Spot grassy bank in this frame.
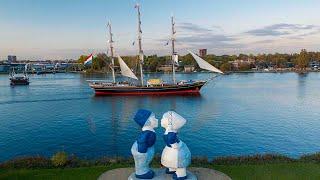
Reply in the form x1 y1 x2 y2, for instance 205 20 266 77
1 153 319 180
0 165 124 180
1 163 320 180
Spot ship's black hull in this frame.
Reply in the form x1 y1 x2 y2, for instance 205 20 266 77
10 77 29 86
10 78 29 86
90 81 206 96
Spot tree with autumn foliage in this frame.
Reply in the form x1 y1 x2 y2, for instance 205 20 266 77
295 49 310 70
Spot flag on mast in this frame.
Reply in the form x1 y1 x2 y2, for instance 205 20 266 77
84 54 93 66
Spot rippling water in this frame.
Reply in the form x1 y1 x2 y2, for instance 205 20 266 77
0 72 320 162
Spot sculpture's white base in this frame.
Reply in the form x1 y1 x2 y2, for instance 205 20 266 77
128 168 197 180
98 167 231 180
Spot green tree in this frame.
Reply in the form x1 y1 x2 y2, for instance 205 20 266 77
180 54 197 66
77 55 88 64
92 53 108 71
295 49 310 69
239 63 251 71
51 151 67 167
220 62 231 72
144 55 160 72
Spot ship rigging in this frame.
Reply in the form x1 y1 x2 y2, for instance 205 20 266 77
88 4 223 95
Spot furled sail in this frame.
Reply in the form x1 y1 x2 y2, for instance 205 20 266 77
24 63 29 72
117 55 138 80
188 50 223 74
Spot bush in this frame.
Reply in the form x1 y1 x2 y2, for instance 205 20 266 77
51 151 68 167
95 156 134 166
192 156 210 167
1 152 320 169
65 154 90 168
213 154 295 165
300 153 320 163
0 156 52 169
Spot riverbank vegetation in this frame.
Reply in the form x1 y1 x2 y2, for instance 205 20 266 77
1 152 319 179
77 49 320 73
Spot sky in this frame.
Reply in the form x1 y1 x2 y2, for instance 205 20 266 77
1 0 320 60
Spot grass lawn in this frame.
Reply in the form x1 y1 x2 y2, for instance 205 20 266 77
1 163 320 180
212 163 320 180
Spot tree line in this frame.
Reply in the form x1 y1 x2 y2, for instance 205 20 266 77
78 49 318 72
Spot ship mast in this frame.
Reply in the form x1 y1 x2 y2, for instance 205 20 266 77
171 16 176 84
135 4 144 86
108 22 116 83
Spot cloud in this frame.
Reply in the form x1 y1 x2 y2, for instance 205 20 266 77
175 33 245 50
246 23 319 37
254 39 275 44
167 22 244 50
178 34 235 43
177 22 213 33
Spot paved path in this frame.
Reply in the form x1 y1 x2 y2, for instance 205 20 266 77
98 167 231 180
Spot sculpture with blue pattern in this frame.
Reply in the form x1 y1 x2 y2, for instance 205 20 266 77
161 111 191 180
131 109 158 179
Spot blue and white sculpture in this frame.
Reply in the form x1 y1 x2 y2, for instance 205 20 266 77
131 109 158 179
161 111 191 180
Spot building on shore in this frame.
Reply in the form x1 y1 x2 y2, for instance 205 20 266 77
0 64 10 73
157 65 178 72
9 63 27 73
157 65 172 72
199 49 207 57
184 65 195 73
8 55 17 64
230 58 255 70
0 60 84 74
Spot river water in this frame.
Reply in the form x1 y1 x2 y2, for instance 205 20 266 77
0 72 319 162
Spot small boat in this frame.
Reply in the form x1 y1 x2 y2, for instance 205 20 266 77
88 4 223 96
10 65 29 86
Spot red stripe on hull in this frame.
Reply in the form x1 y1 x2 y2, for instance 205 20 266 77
95 89 200 96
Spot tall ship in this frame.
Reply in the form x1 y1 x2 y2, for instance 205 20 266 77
89 4 223 96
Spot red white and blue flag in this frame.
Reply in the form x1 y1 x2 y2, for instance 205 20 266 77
84 54 93 66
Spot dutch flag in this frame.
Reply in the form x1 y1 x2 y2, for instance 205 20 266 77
84 54 93 66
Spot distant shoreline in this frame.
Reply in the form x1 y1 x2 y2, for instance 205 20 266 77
1 69 319 75
1 152 319 168
81 70 320 74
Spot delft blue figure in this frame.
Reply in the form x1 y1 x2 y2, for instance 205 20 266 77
161 111 191 180
131 109 158 179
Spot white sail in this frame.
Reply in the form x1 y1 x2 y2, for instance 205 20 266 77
173 54 179 64
188 50 223 74
117 55 138 80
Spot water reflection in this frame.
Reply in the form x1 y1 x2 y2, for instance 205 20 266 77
297 73 308 99
86 115 96 134
110 97 118 155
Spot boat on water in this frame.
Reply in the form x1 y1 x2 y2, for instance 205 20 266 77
90 80 207 95
10 65 29 86
89 4 223 96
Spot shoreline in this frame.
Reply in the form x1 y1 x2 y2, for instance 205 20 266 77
1 153 319 179
1 152 319 167
81 69 320 74
57 69 320 74
1 69 319 75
